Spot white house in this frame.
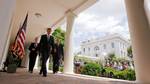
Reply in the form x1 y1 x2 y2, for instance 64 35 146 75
80 33 130 60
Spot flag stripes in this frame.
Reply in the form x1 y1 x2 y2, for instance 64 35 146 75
12 14 28 58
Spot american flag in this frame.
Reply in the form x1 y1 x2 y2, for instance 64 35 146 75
12 14 28 59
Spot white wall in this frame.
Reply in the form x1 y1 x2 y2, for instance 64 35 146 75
81 34 130 60
0 0 16 69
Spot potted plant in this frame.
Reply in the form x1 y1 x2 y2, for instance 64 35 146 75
6 51 20 73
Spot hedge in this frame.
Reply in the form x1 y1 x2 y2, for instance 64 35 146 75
81 62 102 76
80 62 136 81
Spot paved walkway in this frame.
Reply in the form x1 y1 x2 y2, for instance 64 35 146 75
0 68 135 84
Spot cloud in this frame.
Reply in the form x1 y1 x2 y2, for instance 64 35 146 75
84 0 126 17
63 0 130 53
62 0 149 53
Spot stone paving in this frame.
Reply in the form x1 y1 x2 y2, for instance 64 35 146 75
0 68 135 84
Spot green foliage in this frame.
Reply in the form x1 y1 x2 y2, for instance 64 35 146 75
109 53 116 59
103 67 136 80
49 63 53 70
52 27 65 45
104 67 116 74
106 53 117 63
116 57 129 63
75 54 135 81
105 53 130 64
81 63 102 76
127 46 133 59
123 69 136 80
59 66 63 72
49 63 64 72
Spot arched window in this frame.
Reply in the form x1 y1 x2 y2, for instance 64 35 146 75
94 46 99 51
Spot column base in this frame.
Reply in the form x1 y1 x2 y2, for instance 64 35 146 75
63 71 74 74
136 80 150 84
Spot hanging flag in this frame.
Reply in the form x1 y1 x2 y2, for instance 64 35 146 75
12 13 28 59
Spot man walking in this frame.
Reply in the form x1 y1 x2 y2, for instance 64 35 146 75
39 28 54 77
52 39 64 74
28 37 39 73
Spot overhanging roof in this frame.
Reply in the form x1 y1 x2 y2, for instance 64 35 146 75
10 0 98 43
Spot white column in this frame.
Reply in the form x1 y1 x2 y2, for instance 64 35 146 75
63 11 76 74
34 55 39 69
0 0 16 69
46 58 50 71
125 0 150 83
144 0 150 24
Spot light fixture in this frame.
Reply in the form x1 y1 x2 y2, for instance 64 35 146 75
35 13 42 18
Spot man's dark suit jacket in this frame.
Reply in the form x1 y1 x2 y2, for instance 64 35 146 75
39 34 54 56
29 43 39 55
53 43 64 60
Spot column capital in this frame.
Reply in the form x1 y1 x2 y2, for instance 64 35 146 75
65 9 77 18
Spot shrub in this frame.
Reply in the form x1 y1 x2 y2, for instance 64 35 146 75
124 69 136 80
102 67 136 80
59 66 63 72
103 67 116 78
49 63 53 70
81 62 102 76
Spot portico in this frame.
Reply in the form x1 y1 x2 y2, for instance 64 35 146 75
0 0 97 74
0 0 150 83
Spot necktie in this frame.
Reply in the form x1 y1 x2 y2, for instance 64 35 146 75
47 35 50 42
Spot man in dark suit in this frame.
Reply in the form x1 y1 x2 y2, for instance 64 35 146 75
28 37 39 73
39 28 54 77
53 39 64 74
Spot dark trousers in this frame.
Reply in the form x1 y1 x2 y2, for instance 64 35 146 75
53 55 60 73
29 53 37 72
40 52 49 76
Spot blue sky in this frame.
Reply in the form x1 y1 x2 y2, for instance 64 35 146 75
61 0 150 53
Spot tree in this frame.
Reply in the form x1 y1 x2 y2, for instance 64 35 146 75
48 27 65 69
107 53 116 62
127 46 133 59
127 46 134 67
104 53 117 67
52 27 65 45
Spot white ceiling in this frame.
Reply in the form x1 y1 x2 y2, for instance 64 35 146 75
10 0 98 43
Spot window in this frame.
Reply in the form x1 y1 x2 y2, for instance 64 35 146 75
94 46 99 51
121 51 123 56
83 48 85 52
95 54 98 57
111 42 115 48
88 48 90 51
103 44 106 49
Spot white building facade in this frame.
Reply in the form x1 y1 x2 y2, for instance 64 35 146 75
81 34 130 60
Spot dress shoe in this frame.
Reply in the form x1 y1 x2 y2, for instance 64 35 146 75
28 71 32 73
43 75 47 77
39 71 43 75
